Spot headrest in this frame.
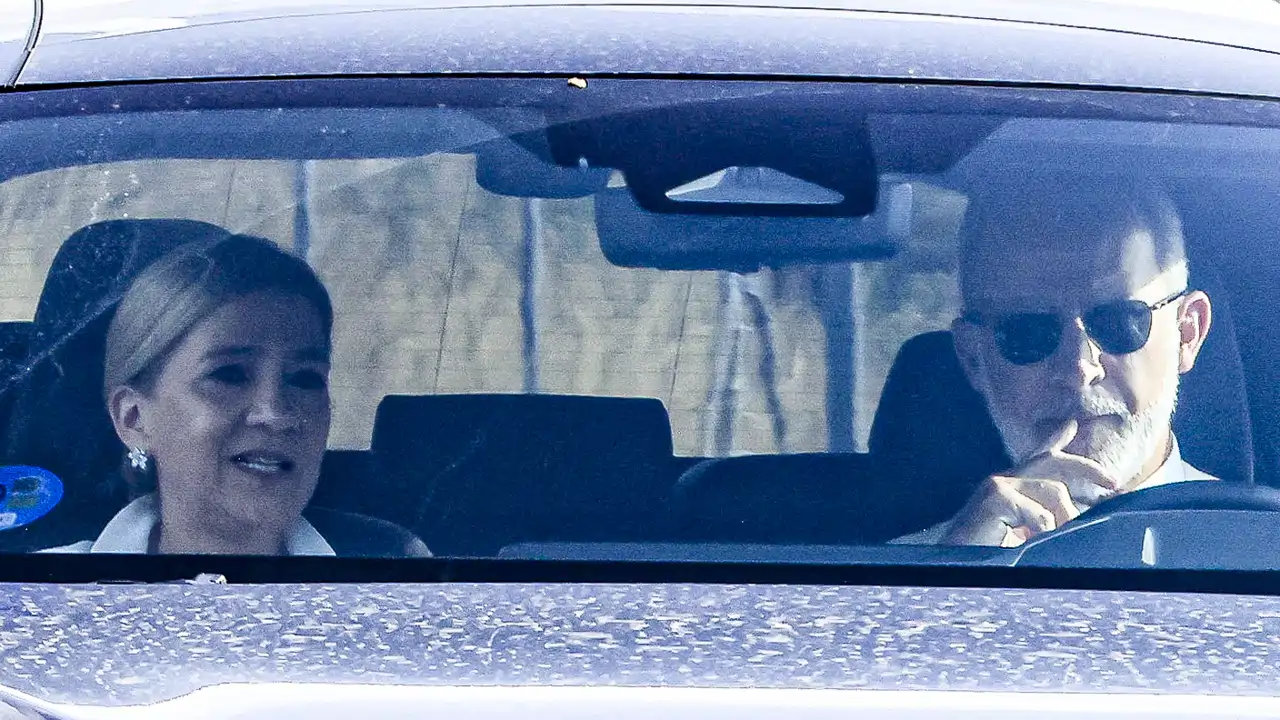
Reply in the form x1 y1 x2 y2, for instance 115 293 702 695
367 393 676 553
0 321 33 450
1175 251 1253 484
0 219 231 549
27 218 231 362
0 321 31 385
373 393 674 459
868 330 1009 529
668 452 905 544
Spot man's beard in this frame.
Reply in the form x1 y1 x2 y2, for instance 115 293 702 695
987 358 1180 488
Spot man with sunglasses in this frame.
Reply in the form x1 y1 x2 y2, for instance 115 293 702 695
900 179 1215 547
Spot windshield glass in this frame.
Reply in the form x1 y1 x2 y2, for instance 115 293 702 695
1 77 1277 570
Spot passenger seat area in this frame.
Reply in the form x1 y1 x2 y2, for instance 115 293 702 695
0 219 232 551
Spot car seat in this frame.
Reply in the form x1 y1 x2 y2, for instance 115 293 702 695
664 334 1003 546
0 321 31 382
867 330 1011 535
0 219 231 551
0 321 32 438
366 393 676 556
667 451 909 544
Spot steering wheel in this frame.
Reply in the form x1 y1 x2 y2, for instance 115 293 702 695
1012 481 1280 570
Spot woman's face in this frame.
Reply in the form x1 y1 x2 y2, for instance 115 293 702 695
115 290 331 550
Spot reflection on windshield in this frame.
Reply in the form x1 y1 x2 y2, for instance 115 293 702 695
0 79 1275 568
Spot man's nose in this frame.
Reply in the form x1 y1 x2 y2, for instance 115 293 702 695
246 381 300 431
1050 317 1106 388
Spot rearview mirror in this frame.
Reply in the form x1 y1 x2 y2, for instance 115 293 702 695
597 182 915 272
546 95 880 217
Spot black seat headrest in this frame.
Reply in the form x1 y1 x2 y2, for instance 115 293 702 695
0 219 230 550
1173 255 1253 484
27 219 232 358
668 452 908 544
868 330 1009 531
366 393 676 556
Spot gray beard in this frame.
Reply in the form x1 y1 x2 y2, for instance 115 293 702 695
989 371 1179 489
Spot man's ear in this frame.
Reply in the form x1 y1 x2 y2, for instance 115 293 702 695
1176 290 1212 374
107 385 152 451
951 317 988 393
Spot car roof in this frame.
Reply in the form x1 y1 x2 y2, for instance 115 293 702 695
26 0 1280 46
11 0 1280 97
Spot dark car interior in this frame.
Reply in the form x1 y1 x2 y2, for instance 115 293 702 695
0 182 1271 559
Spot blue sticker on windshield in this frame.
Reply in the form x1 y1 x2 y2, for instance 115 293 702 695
0 466 63 530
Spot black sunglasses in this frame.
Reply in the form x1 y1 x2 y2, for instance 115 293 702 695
963 290 1188 366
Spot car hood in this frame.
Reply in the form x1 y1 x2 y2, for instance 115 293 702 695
7 683 1280 720
2 581 1280 706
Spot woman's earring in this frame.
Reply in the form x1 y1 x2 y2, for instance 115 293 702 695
127 447 150 472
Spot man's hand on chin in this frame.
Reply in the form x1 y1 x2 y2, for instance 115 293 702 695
941 420 1123 546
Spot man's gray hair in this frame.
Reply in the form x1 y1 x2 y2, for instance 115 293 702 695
958 176 1189 307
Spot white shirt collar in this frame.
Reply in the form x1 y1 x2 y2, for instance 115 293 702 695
1130 436 1216 491
89 493 336 556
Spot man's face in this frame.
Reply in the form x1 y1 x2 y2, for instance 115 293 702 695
954 206 1210 487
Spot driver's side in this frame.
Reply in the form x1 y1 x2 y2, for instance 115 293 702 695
893 176 1233 547
668 174 1260 559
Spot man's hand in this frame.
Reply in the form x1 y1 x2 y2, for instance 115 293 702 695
941 420 1122 546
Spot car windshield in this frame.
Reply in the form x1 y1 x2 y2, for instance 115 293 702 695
0 77 1277 572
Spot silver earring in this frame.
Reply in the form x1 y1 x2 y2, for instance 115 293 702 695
127 447 150 472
